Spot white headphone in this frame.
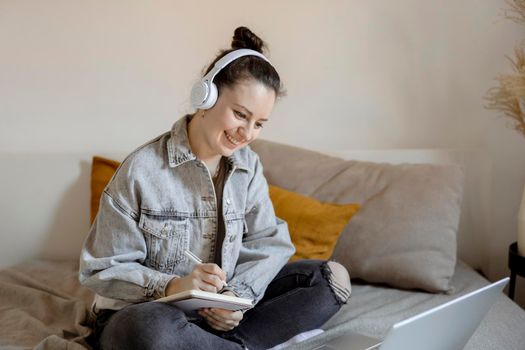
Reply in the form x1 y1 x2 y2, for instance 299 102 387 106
190 48 272 110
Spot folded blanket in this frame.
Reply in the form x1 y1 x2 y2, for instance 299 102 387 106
0 259 94 350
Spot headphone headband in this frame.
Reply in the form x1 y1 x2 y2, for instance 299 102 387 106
203 48 271 83
190 49 272 110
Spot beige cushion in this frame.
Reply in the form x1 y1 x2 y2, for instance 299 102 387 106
250 139 464 293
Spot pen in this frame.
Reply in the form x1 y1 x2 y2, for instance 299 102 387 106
184 249 203 265
184 249 228 287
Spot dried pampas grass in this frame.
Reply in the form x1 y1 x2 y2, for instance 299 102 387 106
486 0 525 137
505 0 525 24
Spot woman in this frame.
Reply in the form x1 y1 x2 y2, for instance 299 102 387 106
80 26 351 350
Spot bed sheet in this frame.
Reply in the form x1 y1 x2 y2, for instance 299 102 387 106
288 261 525 350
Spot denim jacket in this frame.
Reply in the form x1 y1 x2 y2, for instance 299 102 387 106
79 116 295 311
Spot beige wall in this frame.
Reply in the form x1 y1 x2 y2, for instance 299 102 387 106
1 0 524 306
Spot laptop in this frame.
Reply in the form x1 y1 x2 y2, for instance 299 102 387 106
314 277 509 350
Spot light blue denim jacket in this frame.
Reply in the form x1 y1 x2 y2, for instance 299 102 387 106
79 115 295 311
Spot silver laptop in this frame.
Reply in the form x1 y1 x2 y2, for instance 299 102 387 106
314 278 509 350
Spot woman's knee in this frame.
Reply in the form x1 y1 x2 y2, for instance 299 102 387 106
274 259 351 304
323 261 352 304
99 302 186 349
326 261 351 290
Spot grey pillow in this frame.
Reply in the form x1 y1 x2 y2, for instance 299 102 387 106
250 139 464 293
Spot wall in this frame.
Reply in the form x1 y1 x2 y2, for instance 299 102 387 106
1 0 524 307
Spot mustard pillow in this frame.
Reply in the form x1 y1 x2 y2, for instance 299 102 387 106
90 156 120 224
268 185 360 261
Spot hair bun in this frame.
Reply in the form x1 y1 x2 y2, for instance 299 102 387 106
231 26 266 53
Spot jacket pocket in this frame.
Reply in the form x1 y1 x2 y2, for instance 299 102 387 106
139 211 189 271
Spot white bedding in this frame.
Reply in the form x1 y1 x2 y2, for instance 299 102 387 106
287 261 525 350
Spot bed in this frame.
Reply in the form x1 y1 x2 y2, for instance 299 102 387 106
0 140 523 349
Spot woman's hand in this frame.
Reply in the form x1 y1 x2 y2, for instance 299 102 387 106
198 291 243 331
165 263 227 296
198 308 243 331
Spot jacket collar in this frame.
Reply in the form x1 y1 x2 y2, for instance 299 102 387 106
167 115 250 171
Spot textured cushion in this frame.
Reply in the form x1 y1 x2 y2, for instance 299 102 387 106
250 139 464 293
268 185 360 261
90 156 120 224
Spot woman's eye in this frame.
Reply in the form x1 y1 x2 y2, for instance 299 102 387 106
234 110 246 119
234 110 263 128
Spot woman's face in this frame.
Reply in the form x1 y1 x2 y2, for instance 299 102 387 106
197 79 276 158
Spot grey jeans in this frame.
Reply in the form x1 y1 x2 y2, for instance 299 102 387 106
90 260 348 350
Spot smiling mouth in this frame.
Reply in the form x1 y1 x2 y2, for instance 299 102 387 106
224 131 245 146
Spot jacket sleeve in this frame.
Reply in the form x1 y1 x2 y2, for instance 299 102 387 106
227 155 296 304
79 164 176 302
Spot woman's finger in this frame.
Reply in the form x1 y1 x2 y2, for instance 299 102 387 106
195 279 218 293
199 273 224 291
201 312 233 331
199 263 227 281
201 309 239 328
208 308 243 323
201 308 235 326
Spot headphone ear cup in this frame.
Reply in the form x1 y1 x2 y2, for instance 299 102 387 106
190 80 209 109
200 82 218 110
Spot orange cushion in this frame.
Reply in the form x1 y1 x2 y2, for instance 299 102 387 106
268 185 360 261
90 156 120 224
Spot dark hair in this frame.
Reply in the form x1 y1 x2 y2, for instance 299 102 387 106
203 26 285 98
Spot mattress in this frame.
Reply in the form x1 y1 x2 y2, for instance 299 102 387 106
0 260 523 350
288 261 525 350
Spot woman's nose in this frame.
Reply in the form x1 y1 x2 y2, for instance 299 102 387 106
238 125 254 142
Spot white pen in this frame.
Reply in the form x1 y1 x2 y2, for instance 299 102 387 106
184 249 203 265
184 249 228 287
